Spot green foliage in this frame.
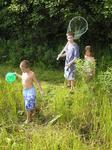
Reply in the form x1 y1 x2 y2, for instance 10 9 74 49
0 0 112 66
103 0 112 18
98 67 112 96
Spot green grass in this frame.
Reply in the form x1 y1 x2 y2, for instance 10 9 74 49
0 65 112 150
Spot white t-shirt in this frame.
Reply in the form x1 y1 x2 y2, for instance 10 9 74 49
84 55 96 74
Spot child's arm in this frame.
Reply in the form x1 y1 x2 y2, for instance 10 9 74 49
15 72 22 79
66 53 79 67
57 53 66 60
32 72 43 96
57 42 68 60
65 58 77 67
66 46 79 67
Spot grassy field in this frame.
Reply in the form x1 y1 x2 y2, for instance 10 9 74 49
0 64 112 150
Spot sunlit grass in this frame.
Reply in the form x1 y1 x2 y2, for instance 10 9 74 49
0 65 112 149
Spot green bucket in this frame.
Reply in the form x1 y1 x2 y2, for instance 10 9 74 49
5 72 16 83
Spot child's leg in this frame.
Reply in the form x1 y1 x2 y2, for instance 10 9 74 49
26 110 32 123
67 80 71 87
31 108 38 117
70 80 74 91
64 79 71 87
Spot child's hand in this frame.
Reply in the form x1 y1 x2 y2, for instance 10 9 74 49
66 63 71 67
14 72 22 79
14 72 17 75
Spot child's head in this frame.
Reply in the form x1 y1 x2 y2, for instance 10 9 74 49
20 60 30 72
84 45 93 57
66 31 74 42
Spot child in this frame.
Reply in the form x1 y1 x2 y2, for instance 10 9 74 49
57 31 79 92
83 45 96 80
15 60 43 124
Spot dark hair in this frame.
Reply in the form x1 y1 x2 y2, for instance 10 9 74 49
20 60 30 68
66 31 74 37
84 45 94 56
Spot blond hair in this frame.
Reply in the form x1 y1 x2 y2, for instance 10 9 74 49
20 60 30 68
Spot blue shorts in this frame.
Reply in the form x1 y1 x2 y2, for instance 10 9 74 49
23 87 36 111
64 66 75 80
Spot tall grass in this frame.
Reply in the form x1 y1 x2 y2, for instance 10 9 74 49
0 63 112 149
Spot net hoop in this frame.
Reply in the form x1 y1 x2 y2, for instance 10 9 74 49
67 16 88 39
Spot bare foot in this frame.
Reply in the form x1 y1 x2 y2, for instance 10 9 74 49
36 107 41 113
31 110 36 117
67 84 71 88
70 89 74 94
24 119 32 124
31 107 40 117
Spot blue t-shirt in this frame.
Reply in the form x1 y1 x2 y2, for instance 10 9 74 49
65 42 79 70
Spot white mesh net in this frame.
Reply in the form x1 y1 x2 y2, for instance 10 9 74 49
67 16 88 39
